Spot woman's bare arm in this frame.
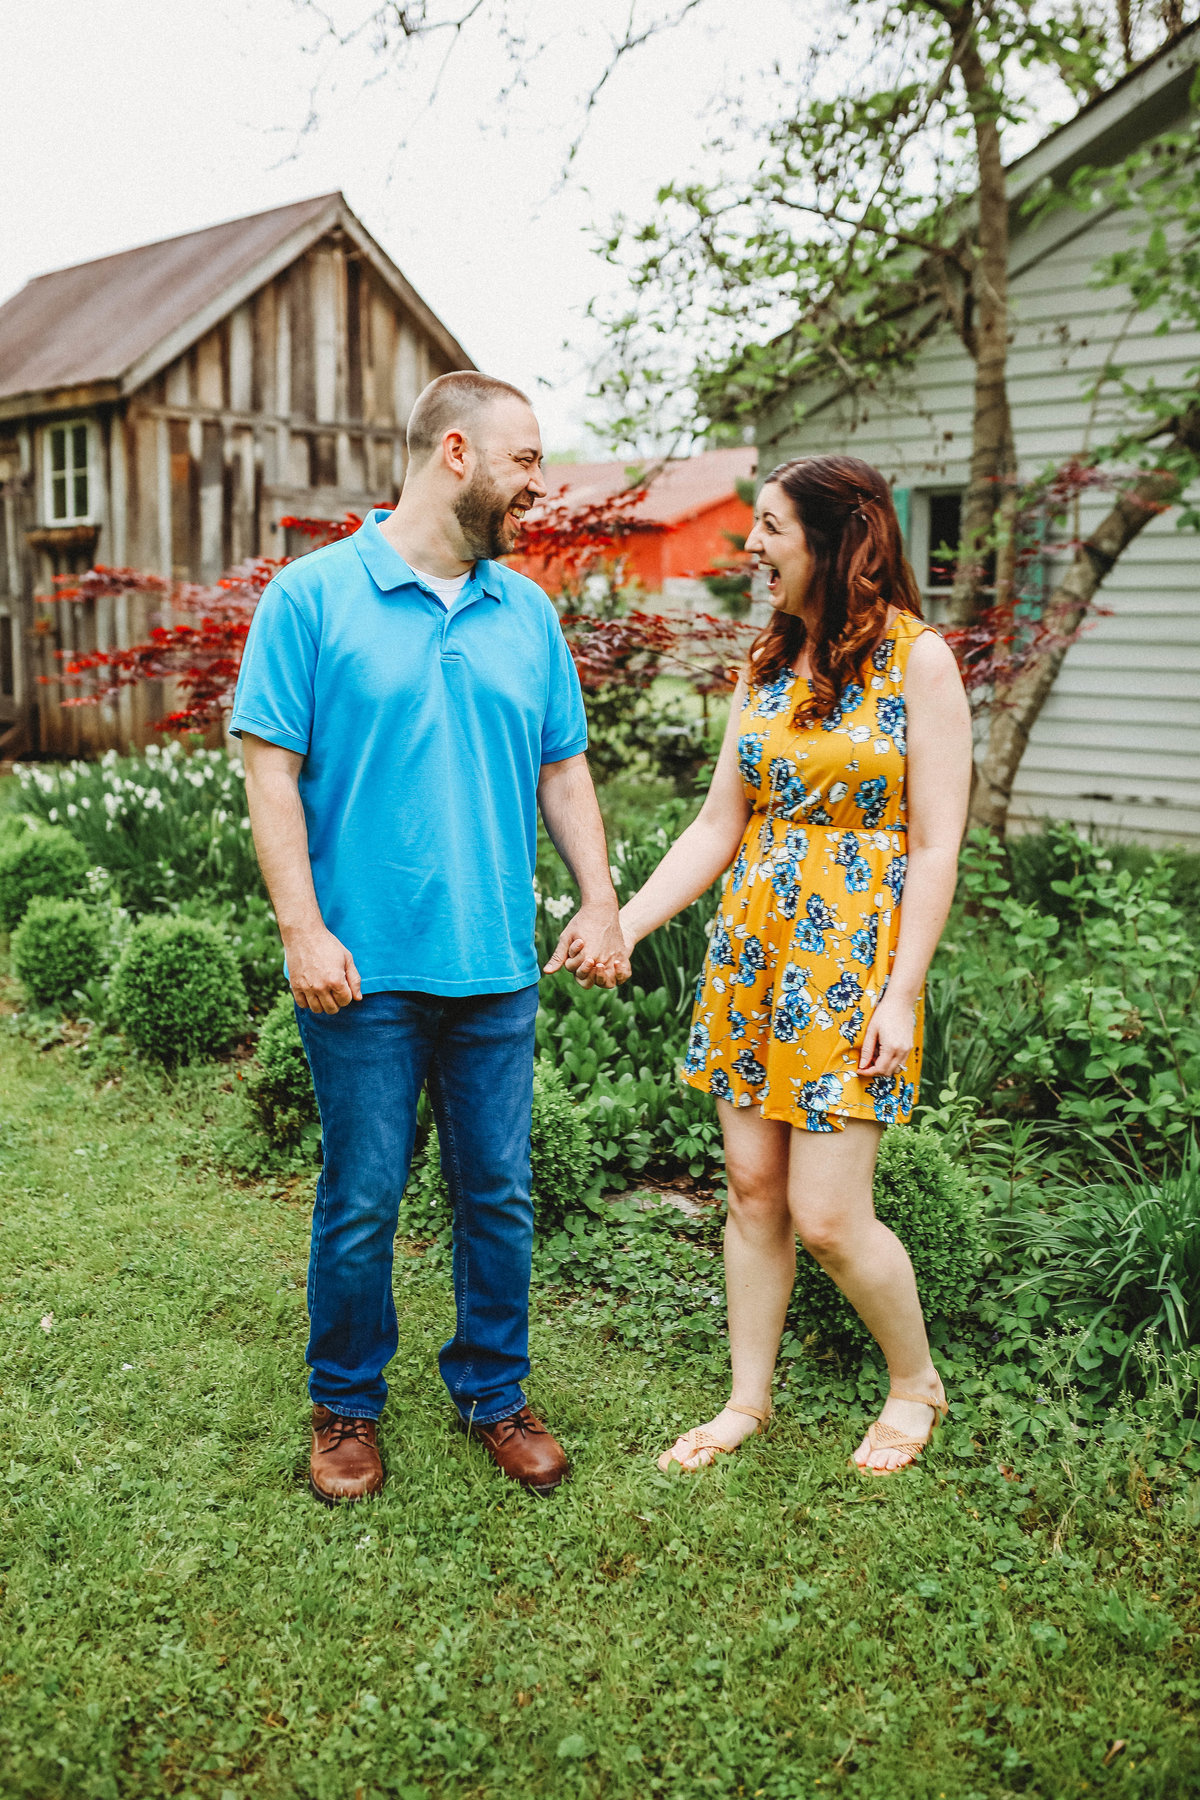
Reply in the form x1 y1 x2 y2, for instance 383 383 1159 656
858 631 972 1077
619 676 753 947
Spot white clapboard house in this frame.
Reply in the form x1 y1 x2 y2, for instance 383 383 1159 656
0 193 473 755
757 27 1200 845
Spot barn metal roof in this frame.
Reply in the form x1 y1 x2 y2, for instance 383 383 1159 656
0 192 473 416
541 446 756 526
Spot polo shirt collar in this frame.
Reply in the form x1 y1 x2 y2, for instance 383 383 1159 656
354 508 504 601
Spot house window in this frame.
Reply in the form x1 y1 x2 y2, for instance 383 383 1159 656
45 421 92 523
905 488 965 621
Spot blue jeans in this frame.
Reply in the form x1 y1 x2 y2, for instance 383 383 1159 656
295 985 539 1423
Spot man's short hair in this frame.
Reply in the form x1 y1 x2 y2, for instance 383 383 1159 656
406 371 531 465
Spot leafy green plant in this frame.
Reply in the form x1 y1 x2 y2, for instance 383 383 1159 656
789 1127 984 1348
110 915 247 1065
1000 1134 1200 1380
10 896 106 1010
177 893 285 1016
243 991 317 1146
0 823 90 931
11 745 264 914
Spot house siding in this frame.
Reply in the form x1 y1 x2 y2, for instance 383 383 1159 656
759 142 1200 845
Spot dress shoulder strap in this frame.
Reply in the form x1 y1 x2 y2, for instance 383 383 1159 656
888 610 940 677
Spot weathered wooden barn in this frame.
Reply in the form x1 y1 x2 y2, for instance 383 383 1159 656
757 28 1200 846
0 192 473 754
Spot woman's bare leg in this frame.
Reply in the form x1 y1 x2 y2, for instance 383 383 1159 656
659 1098 792 1466
787 1119 942 1472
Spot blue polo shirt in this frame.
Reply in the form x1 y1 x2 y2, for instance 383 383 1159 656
229 509 588 995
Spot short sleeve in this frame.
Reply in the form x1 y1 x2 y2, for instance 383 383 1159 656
540 613 588 765
229 577 317 755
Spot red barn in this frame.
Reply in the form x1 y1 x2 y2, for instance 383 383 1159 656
516 445 755 601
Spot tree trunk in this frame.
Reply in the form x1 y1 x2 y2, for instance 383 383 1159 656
969 433 1199 832
947 18 1017 629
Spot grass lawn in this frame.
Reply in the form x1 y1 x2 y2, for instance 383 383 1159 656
1 1022 1198 1800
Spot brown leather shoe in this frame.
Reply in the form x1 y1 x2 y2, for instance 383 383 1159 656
459 1405 569 1496
309 1405 384 1505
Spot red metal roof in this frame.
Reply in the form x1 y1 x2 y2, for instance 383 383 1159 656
541 445 756 528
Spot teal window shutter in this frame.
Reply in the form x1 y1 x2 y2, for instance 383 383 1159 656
892 486 912 548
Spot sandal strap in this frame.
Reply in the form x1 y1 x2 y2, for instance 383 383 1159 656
888 1386 949 1422
866 1419 928 1457
727 1403 770 1424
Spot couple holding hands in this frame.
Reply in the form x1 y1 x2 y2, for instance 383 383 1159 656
231 370 973 1506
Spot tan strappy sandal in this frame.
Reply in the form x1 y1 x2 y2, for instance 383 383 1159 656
657 1402 771 1473
855 1380 948 1476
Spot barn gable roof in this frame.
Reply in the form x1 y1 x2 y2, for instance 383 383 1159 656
543 446 756 528
0 191 473 419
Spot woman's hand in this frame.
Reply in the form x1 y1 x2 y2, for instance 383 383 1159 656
857 989 916 1080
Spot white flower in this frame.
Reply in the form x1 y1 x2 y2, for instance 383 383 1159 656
609 864 621 885
849 726 871 744
829 782 848 802
48 808 58 822
543 894 575 920
79 795 91 808
66 803 78 818
40 1313 54 1333
874 740 889 756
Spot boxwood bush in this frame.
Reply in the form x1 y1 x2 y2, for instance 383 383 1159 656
110 915 247 1065
789 1126 984 1347
10 896 106 1010
244 990 315 1143
0 824 90 932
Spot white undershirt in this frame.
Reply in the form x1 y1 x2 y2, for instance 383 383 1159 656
411 565 472 612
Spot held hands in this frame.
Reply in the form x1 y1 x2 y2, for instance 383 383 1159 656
286 925 363 1013
857 989 916 1079
543 903 632 990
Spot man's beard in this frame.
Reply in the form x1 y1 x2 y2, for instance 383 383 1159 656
453 469 518 561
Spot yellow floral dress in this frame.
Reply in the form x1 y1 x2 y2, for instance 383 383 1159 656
681 611 933 1132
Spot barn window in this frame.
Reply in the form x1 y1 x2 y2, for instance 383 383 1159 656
45 421 92 523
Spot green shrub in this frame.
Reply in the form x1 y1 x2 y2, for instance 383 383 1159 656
789 1126 984 1348
405 1060 596 1233
179 893 286 1016
110 915 247 1064
10 896 106 1010
0 824 90 931
244 991 316 1144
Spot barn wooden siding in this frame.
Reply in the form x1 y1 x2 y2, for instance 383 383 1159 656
759 123 1200 846
0 229 456 756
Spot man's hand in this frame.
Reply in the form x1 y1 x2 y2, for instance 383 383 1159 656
543 903 631 990
286 925 364 1013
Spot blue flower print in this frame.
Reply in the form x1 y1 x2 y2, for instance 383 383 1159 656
854 776 888 828
876 693 907 755
709 1067 733 1102
826 972 864 1013
866 1075 900 1125
806 895 837 930
805 1110 835 1132
821 681 864 730
800 794 833 825
772 965 812 1044
728 1006 748 1042
684 1021 710 1076
767 757 807 815
799 1073 843 1113
833 831 860 869
884 854 908 905
732 1048 767 1088
849 913 878 966
845 856 872 894
734 936 768 987
709 924 735 968
795 892 836 955
796 921 824 954
694 973 705 1008
871 637 893 672
898 1080 914 1117
731 844 748 893
839 1006 864 1044
750 671 794 719
738 732 766 789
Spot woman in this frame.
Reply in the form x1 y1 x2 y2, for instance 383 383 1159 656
618 455 972 1475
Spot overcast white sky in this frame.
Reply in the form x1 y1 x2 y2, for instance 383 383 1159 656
0 0 815 453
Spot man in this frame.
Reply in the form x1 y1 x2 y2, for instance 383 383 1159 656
231 371 628 1504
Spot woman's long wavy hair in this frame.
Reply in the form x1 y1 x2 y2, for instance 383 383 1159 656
749 455 923 725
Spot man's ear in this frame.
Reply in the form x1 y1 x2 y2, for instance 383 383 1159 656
441 429 470 477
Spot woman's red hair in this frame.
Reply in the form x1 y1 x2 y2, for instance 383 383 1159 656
749 455 923 724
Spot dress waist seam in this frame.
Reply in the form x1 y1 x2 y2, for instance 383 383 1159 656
749 814 908 832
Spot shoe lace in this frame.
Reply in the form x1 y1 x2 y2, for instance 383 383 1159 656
322 1415 374 1451
492 1408 544 1443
